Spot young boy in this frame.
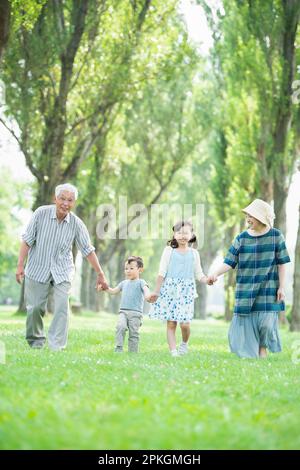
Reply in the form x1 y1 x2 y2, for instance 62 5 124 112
99 256 151 353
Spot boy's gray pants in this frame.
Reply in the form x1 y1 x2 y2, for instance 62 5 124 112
25 276 71 350
115 310 143 352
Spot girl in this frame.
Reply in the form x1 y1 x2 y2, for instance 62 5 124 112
149 221 209 356
208 199 290 359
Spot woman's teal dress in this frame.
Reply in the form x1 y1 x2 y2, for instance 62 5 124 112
224 228 290 358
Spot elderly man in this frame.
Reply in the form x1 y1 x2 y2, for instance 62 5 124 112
16 183 108 351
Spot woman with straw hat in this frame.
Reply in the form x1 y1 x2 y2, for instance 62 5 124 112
208 199 290 359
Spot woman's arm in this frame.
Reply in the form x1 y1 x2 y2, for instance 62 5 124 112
207 263 233 284
214 263 233 277
277 264 286 301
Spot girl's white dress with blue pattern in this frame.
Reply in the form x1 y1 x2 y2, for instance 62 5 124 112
149 248 196 323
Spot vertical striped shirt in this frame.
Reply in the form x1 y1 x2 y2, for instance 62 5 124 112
22 205 95 284
224 228 290 314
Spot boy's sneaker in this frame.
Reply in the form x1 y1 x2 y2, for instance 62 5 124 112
170 349 178 357
178 342 188 355
31 343 44 349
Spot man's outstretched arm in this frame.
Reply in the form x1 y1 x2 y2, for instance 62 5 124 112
86 251 109 290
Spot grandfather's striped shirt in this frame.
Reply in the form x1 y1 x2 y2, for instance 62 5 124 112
22 205 95 284
224 228 290 314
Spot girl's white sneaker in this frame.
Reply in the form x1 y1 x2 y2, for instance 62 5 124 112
170 349 178 357
178 342 188 355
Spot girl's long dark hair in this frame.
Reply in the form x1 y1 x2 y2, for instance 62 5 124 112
167 220 197 248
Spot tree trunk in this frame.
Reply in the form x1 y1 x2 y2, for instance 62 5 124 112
274 177 291 326
224 226 237 322
257 137 273 203
290 203 300 331
194 204 220 319
273 175 288 235
80 257 90 309
195 282 207 319
0 0 10 61
15 280 26 315
88 269 98 312
107 246 127 314
96 285 105 312
224 267 235 322
272 0 300 234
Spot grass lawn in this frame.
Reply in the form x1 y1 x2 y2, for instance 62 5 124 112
0 307 300 450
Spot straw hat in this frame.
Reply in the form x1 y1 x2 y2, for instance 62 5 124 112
242 199 275 228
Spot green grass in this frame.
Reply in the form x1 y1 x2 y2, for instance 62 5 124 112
0 307 300 450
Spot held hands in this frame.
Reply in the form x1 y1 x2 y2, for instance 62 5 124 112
96 272 109 291
147 292 159 303
97 284 109 292
206 275 218 286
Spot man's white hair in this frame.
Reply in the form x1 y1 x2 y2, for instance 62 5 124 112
55 183 78 200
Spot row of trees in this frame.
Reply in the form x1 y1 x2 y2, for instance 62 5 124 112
198 0 300 328
0 0 299 329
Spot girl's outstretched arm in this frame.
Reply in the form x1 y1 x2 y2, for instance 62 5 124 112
194 250 208 284
97 286 120 294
